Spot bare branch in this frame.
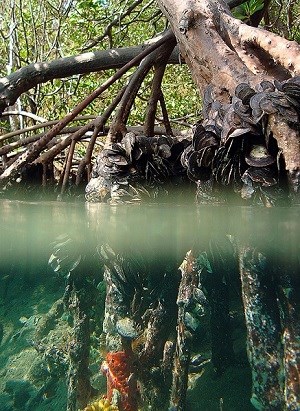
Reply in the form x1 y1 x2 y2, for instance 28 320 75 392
82 0 144 51
0 115 97 144
1 110 48 123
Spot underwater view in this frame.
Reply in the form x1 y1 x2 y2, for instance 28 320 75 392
0 199 299 411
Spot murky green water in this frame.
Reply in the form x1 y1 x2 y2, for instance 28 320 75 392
0 200 299 411
2 199 299 260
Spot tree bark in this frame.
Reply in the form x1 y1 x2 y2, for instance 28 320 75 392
156 0 300 194
156 0 300 101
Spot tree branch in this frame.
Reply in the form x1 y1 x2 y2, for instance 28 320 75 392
0 31 174 184
107 30 176 143
0 43 181 115
82 0 145 51
144 59 171 136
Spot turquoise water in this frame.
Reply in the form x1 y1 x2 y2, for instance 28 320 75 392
0 200 299 410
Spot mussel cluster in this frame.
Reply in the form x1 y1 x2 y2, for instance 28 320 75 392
181 77 300 205
85 132 190 203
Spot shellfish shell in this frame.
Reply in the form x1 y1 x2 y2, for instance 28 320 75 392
245 145 275 167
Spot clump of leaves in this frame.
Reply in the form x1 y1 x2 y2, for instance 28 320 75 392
232 0 264 21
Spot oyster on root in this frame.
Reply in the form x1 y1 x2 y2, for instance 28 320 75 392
249 86 299 123
235 83 256 105
221 106 255 142
180 143 193 169
116 317 139 340
257 80 275 93
186 151 210 182
212 139 245 187
85 176 111 202
241 166 279 206
245 145 276 167
281 76 300 99
242 167 278 187
182 126 219 182
86 133 190 203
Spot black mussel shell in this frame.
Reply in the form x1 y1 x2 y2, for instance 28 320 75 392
181 143 193 168
107 154 129 166
250 92 267 111
235 83 256 105
135 135 153 154
233 100 252 118
251 107 264 122
158 143 172 158
132 146 143 161
282 76 300 99
187 151 211 181
203 85 214 108
274 79 283 92
193 130 219 151
258 80 275 92
258 96 277 114
243 166 277 186
196 146 216 168
203 123 222 137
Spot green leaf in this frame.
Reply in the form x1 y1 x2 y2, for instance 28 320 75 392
233 0 264 20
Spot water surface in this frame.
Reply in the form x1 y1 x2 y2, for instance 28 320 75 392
0 200 299 411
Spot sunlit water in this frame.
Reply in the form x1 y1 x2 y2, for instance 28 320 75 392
0 199 299 410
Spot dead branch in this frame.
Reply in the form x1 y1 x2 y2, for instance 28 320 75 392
82 0 145 51
0 110 48 123
0 126 90 156
0 115 97 144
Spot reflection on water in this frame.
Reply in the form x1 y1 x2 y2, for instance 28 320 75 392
0 200 299 411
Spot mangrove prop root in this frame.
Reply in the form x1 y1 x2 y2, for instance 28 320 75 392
238 246 283 410
64 283 93 411
276 265 300 410
169 250 199 411
107 30 175 144
143 42 175 137
75 85 127 186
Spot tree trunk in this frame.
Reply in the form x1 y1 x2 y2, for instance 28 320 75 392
157 0 300 100
157 0 300 195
